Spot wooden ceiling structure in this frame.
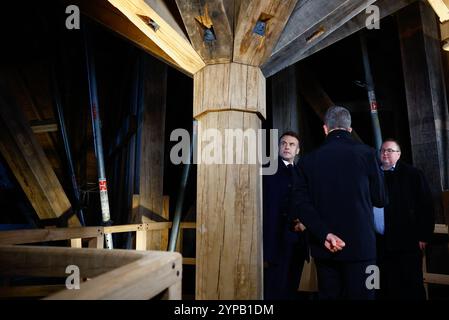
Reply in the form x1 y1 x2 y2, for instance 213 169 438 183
2 0 448 300
72 0 419 78
61 0 445 300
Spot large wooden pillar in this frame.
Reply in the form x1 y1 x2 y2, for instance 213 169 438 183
194 63 265 299
89 0 298 299
398 1 449 221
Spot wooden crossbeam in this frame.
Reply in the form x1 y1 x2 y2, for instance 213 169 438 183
0 227 102 245
263 0 377 77
0 96 79 226
107 0 205 75
70 0 179 71
233 0 298 66
72 0 205 76
30 119 58 133
175 0 233 64
294 0 416 62
428 0 449 22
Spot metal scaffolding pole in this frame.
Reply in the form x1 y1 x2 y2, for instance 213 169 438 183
360 32 383 152
168 120 197 252
83 23 113 249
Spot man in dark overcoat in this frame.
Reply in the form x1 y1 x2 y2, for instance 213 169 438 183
291 106 387 300
263 131 308 300
375 139 435 300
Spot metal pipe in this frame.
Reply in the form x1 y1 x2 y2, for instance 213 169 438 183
360 32 383 153
168 120 197 252
51 64 86 226
83 22 113 249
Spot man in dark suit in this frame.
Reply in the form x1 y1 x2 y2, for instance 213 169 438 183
291 106 387 300
263 131 308 300
374 139 435 300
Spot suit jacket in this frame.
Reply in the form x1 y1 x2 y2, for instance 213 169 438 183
383 160 435 253
263 157 308 264
291 130 387 261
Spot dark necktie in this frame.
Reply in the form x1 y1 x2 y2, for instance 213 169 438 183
287 164 293 175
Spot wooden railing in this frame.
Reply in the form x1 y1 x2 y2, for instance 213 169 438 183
4 222 445 299
0 245 182 300
423 223 449 296
0 222 196 264
0 222 195 299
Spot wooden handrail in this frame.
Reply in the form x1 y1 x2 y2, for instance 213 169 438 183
0 222 197 246
0 245 182 300
0 227 103 245
103 224 144 233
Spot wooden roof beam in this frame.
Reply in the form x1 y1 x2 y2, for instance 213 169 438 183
175 0 233 64
428 0 449 22
294 0 417 62
233 0 298 66
108 0 205 75
30 119 58 133
0 96 79 227
73 0 205 76
262 0 378 77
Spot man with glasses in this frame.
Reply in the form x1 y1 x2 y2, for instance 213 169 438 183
375 139 435 299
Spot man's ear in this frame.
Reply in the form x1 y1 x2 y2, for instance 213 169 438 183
348 127 353 133
323 125 329 135
296 148 300 155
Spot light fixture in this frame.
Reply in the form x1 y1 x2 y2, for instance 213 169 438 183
428 0 449 23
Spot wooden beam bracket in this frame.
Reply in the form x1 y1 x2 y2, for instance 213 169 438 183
253 13 273 37
194 5 216 42
138 14 160 32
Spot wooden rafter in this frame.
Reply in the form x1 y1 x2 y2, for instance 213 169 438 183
233 0 298 66
294 0 416 62
0 96 79 226
107 0 205 75
262 0 378 77
30 119 58 133
73 0 205 76
71 0 178 70
428 0 449 22
175 0 233 64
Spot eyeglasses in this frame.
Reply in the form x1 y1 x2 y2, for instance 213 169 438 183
380 148 400 154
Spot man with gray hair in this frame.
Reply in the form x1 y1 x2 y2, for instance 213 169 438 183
290 106 387 299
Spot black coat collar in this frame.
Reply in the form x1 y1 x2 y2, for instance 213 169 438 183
324 129 352 142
